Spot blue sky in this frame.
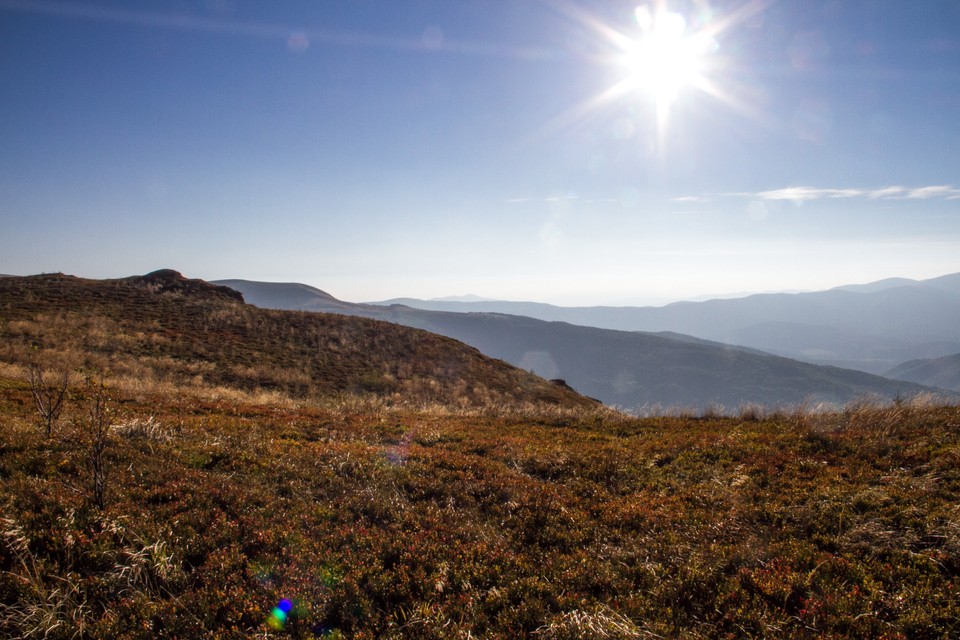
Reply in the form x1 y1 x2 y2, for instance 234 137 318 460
1 0 959 305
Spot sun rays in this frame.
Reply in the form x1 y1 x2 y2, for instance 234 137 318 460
541 1 770 152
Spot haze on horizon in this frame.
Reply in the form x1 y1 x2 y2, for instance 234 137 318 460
1 0 959 306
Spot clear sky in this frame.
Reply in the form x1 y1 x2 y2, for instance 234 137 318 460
1 0 959 305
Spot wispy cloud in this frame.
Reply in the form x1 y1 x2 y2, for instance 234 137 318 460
717 184 960 202
905 185 960 199
757 187 863 201
867 186 907 199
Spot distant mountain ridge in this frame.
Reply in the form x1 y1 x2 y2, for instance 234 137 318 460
430 294 498 302
831 277 920 294
216 278 957 412
364 272 960 374
215 279 355 311
886 353 960 393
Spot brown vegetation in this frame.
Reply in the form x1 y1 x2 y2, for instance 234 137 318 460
1 273 958 638
2 374 958 638
0 273 593 412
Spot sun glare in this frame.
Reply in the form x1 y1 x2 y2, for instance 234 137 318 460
619 6 716 120
540 1 769 150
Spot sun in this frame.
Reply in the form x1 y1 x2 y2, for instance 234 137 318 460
539 2 766 149
616 6 718 127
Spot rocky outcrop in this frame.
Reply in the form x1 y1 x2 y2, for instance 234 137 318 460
124 269 245 302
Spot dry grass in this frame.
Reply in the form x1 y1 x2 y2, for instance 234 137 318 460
0 515 90 639
1 370 959 638
534 605 655 639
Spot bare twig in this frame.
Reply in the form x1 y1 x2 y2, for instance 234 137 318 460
28 362 69 438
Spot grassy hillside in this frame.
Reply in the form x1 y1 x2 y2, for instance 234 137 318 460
0 271 591 411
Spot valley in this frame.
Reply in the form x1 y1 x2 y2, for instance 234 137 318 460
219 276 958 412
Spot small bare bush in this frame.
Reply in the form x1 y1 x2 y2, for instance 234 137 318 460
28 362 69 438
75 375 112 510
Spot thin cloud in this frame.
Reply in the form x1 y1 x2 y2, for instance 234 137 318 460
756 187 864 201
723 184 960 202
905 185 959 199
868 186 906 199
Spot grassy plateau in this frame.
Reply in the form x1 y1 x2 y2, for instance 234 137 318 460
1 272 959 638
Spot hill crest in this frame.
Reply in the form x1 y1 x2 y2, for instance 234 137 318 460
123 269 244 302
0 272 594 411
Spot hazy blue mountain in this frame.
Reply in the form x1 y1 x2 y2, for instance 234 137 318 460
214 279 359 313
922 272 960 294
366 273 960 374
217 279 954 412
430 294 498 302
831 277 919 294
886 353 960 393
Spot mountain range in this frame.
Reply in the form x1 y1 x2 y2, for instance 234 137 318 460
216 276 958 412
366 273 960 377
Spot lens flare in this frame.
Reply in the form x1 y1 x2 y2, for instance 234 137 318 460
266 598 294 630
